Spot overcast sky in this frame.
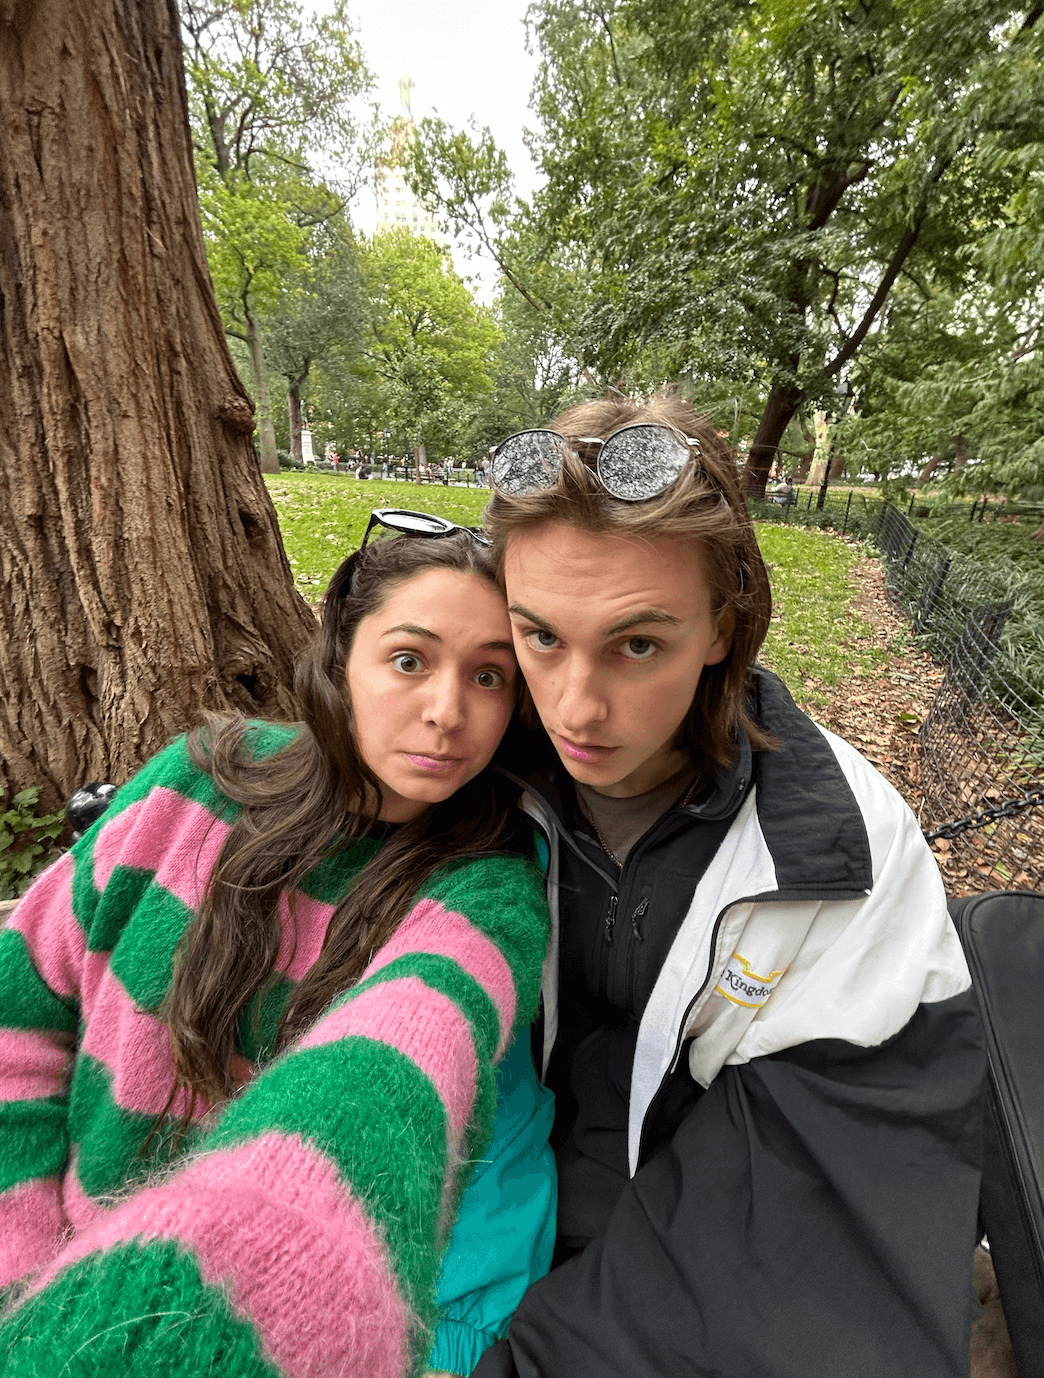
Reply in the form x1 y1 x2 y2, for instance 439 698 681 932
337 0 542 294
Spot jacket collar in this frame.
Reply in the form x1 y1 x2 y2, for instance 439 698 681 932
505 666 873 899
747 668 873 898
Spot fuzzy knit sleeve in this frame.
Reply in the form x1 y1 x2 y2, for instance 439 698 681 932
0 731 259 1291
0 852 549 1378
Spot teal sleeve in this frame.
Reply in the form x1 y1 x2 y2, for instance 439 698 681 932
428 1033 556 1375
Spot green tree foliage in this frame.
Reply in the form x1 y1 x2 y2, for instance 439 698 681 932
307 230 501 461
838 31 1044 509
412 0 1044 496
183 0 376 470
262 217 365 463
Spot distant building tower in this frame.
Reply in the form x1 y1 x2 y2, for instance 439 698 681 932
375 73 443 242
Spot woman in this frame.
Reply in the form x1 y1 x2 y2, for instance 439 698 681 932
0 511 554 1378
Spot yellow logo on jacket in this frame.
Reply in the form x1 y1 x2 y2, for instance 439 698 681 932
715 953 788 1009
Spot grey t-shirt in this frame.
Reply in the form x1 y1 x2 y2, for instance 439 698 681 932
575 761 699 865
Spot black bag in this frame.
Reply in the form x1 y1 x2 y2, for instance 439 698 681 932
950 890 1044 1378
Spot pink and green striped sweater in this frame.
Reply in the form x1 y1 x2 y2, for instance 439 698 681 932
0 727 548 1376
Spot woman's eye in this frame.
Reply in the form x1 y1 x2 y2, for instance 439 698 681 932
620 637 657 661
526 629 560 652
475 668 505 689
392 653 423 674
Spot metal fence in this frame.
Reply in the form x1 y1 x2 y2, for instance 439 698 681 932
873 502 1044 889
748 485 884 536
751 484 1043 539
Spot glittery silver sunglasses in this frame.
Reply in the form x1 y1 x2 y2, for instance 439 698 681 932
491 423 702 502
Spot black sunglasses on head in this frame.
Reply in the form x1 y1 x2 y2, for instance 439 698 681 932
359 508 492 551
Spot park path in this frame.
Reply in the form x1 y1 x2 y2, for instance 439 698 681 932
807 554 1022 898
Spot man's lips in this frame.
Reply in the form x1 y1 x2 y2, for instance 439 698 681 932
556 736 618 764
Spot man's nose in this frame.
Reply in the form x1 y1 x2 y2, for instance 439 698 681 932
555 657 608 732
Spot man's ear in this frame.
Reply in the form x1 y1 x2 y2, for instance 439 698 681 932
706 606 736 666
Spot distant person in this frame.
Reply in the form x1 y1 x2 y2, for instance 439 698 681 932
770 474 794 505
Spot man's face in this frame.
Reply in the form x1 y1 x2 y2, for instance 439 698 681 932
504 521 733 797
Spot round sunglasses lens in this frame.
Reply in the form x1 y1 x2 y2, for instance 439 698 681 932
492 431 566 495
375 509 453 535
598 427 692 501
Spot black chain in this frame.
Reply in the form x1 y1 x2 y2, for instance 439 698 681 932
922 785 1044 843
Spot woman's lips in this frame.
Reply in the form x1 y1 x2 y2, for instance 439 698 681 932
558 737 618 764
404 753 465 774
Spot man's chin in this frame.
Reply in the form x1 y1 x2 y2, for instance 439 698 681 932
552 741 630 791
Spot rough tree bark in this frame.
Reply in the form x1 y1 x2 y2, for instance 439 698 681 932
0 0 318 812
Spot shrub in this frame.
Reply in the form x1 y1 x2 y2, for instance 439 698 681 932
0 788 65 901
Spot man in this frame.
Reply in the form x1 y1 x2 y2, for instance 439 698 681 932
476 397 985 1377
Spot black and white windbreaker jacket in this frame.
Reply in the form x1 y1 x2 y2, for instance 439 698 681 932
480 669 986 1378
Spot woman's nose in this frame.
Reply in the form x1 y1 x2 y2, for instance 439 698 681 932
425 673 467 732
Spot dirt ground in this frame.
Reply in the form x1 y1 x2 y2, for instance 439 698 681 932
810 555 1038 899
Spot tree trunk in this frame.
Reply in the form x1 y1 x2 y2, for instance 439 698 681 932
0 0 317 812
743 382 802 499
829 451 845 480
288 386 303 465
287 363 311 466
245 313 279 474
919 453 943 484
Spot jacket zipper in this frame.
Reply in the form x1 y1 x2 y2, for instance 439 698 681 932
634 897 738 1170
629 898 649 1011
604 894 618 946
598 893 619 998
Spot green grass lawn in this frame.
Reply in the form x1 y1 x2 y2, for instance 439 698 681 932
265 473 490 595
757 524 901 710
265 474 891 702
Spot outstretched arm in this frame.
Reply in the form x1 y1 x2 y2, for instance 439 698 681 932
0 855 548 1378
0 852 80 1289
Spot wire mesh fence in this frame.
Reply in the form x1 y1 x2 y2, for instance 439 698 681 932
872 502 1044 889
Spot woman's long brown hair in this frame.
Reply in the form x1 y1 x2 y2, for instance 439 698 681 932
163 530 524 1113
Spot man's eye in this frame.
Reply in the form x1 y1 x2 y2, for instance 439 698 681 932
475 668 504 688
527 629 559 652
620 637 657 660
392 653 422 673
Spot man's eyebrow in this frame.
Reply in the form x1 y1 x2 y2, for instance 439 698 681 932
381 622 440 641
508 603 556 634
603 608 682 637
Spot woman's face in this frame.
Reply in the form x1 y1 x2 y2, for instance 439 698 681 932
346 566 518 822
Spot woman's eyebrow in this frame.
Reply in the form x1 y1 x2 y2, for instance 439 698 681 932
381 622 439 640
381 624 515 656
